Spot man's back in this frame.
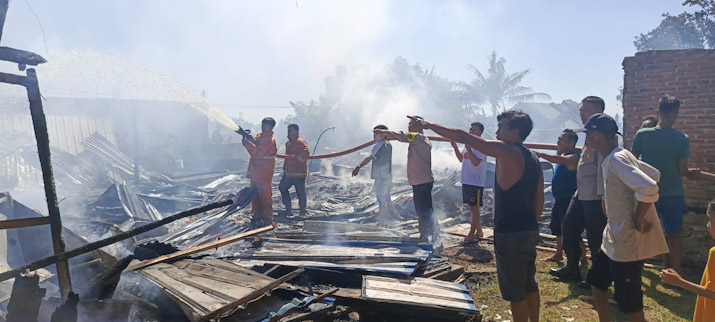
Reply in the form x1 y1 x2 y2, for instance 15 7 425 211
371 141 392 180
552 151 580 200
631 127 690 197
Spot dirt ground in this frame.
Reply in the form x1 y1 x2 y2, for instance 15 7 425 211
441 242 700 322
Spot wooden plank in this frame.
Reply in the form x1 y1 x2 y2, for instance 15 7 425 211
365 278 469 296
128 224 275 271
361 276 478 312
365 288 475 311
159 267 255 302
178 259 275 284
142 265 223 315
197 268 304 322
178 263 274 287
0 217 51 230
367 275 467 292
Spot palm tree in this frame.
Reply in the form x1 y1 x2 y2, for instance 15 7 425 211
456 52 551 116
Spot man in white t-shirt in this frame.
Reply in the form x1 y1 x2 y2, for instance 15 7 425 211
580 113 668 322
451 121 488 243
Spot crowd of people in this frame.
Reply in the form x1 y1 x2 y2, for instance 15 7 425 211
239 94 715 321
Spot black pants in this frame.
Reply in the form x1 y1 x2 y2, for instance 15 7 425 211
412 182 436 238
279 176 306 213
562 196 607 270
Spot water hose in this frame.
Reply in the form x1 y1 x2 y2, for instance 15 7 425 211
275 136 569 160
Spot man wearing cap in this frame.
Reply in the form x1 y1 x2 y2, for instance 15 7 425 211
373 117 436 243
550 96 608 284
582 113 668 322
243 117 278 226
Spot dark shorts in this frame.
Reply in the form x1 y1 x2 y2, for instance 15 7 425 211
373 179 393 202
586 251 644 314
462 184 484 207
549 197 571 236
655 196 685 234
494 230 539 302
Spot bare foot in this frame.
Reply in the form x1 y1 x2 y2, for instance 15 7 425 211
475 228 484 238
542 254 563 262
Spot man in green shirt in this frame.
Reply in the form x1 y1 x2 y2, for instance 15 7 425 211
631 94 700 273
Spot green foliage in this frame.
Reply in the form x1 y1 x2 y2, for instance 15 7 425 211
284 56 467 150
455 51 551 119
634 13 705 51
684 0 715 47
635 1 715 51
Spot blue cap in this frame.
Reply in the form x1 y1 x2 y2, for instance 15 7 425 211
576 113 622 135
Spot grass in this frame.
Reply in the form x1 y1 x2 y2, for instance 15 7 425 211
441 244 699 322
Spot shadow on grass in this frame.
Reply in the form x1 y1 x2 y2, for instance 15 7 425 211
641 268 697 320
541 266 697 321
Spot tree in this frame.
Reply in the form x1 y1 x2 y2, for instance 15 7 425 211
634 14 705 51
455 52 551 117
684 0 715 47
285 57 464 150
635 0 715 51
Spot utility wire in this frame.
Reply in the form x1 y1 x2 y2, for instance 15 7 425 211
23 0 49 56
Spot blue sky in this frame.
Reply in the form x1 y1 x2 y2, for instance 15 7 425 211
0 0 687 120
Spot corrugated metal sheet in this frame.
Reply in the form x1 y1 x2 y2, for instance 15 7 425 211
0 114 116 155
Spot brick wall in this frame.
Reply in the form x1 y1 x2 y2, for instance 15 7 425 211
622 49 715 210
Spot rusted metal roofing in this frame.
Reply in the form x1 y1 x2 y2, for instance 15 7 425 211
0 114 116 155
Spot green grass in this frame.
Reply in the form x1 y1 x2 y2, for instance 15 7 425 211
443 246 699 321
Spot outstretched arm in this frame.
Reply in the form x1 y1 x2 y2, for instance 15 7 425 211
661 268 715 301
451 142 464 163
352 156 372 177
408 117 512 159
536 152 579 171
374 130 407 143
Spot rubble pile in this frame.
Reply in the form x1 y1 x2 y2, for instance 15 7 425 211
0 133 490 321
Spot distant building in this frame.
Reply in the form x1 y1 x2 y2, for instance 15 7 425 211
0 96 243 189
511 100 582 144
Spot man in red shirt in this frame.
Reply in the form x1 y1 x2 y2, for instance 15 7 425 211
243 117 278 226
279 123 310 217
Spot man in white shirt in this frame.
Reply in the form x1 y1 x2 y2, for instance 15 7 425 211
579 113 668 322
450 121 488 243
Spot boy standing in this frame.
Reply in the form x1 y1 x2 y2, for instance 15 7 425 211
536 129 580 262
411 111 543 322
631 94 699 273
582 113 668 322
661 201 715 322
353 125 395 223
374 117 436 242
450 121 487 243
242 117 278 226
279 123 310 217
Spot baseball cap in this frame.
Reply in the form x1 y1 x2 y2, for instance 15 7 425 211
576 113 622 135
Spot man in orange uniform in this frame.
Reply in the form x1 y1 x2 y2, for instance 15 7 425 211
242 117 278 226
279 123 310 217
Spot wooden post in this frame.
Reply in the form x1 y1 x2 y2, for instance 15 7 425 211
25 68 73 300
0 199 234 284
0 0 8 43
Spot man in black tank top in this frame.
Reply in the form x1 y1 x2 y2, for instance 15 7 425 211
410 111 544 322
